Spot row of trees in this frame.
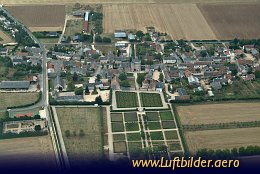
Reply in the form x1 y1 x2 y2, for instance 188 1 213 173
197 146 260 159
95 35 111 43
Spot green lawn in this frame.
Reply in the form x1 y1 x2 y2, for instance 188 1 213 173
148 122 162 130
146 112 160 121
150 131 164 140
128 142 143 153
166 141 182 151
115 91 139 108
111 113 123 122
113 134 125 141
127 133 142 141
124 112 138 122
140 93 163 107
125 122 139 131
162 121 176 129
160 111 174 120
164 130 179 140
113 141 127 153
112 122 125 132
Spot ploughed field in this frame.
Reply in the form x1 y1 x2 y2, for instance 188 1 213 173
5 5 65 31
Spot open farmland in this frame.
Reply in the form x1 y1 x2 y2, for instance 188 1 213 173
5 5 65 32
0 92 39 110
103 4 216 40
115 91 138 108
55 107 104 166
198 3 260 39
0 30 13 44
185 127 260 155
177 103 260 125
0 136 57 168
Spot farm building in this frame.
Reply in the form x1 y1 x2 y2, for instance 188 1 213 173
0 81 30 90
84 11 90 32
114 31 127 38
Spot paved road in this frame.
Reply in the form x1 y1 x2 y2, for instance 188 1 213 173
0 7 68 170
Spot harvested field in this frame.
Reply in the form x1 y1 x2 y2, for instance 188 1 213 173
103 4 216 40
0 92 39 110
177 103 260 125
0 136 57 169
5 5 65 32
55 107 104 165
0 30 13 44
185 127 260 154
198 3 260 39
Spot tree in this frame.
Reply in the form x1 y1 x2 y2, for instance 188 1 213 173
85 85 90 94
119 73 127 81
74 87 83 95
34 114 41 119
120 80 130 87
73 72 79 82
95 35 102 43
154 53 162 61
200 50 207 57
92 53 100 59
255 70 260 78
159 73 164 82
136 30 144 39
92 86 98 95
65 130 70 137
67 81 75 91
95 95 103 105
79 130 85 137
102 37 111 43
96 74 101 81
73 131 77 137
34 125 41 131
136 73 146 86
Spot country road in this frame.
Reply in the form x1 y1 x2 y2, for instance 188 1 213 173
0 7 68 170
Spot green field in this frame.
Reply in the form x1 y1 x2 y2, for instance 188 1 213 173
127 133 142 141
113 141 127 153
64 19 84 38
162 121 176 129
140 93 163 107
160 111 174 120
150 131 164 140
166 141 182 151
115 91 139 108
113 134 125 141
55 107 104 166
0 92 40 110
164 130 179 140
112 122 125 132
124 112 138 122
111 113 123 122
125 122 139 131
146 112 160 121
148 122 161 130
